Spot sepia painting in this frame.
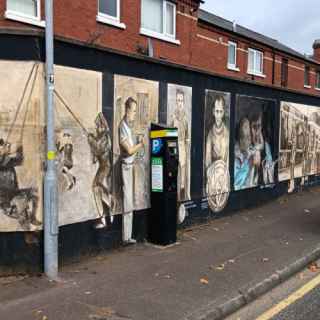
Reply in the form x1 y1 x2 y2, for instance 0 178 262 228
167 84 192 202
234 95 276 191
203 90 230 213
0 61 43 232
279 101 320 187
113 75 159 216
54 65 111 228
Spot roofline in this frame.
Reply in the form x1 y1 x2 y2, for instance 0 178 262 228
198 9 320 67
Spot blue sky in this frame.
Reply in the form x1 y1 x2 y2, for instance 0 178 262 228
201 0 319 55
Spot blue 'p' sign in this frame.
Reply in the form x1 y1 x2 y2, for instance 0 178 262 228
152 138 163 155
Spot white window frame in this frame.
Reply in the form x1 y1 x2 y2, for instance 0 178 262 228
97 0 126 29
5 0 45 27
227 41 239 71
315 71 320 90
304 66 311 88
140 0 180 45
247 48 265 77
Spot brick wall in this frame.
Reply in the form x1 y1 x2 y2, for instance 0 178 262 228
0 0 319 96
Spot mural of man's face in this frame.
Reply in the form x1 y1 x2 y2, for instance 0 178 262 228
214 99 225 128
251 115 263 145
126 101 137 124
176 92 184 111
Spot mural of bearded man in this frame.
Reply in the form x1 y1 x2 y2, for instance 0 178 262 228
87 113 113 229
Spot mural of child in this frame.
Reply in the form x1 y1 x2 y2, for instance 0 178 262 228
56 131 76 191
248 110 274 186
234 117 253 190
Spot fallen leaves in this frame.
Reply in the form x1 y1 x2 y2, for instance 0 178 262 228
216 264 225 271
33 310 48 320
200 277 209 285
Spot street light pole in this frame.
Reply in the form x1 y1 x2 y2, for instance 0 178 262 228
44 0 58 280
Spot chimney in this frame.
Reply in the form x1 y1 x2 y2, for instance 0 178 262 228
313 39 320 62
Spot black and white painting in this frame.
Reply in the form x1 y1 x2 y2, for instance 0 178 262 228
279 101 320 188
203 90 230 213
167 84 192 202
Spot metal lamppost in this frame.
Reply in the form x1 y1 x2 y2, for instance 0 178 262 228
44 0 58 280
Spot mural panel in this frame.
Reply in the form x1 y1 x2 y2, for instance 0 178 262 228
54 65 108 227
0 61 43 232
203 90 230 212
113 75 159 215
234 95 276 191
279 101 320 185
167 84 192 202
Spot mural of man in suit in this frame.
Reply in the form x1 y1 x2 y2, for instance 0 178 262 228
119 97 145 244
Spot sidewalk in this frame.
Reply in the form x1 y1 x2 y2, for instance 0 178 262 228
1 187 320 320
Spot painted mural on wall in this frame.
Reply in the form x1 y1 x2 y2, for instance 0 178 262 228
113 75 159 220
234 95 276 191
0 61 43 232
279 101 320 191
167 84 192 202
203 90 230 212
54 65 109 227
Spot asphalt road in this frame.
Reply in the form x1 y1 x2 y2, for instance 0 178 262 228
270 285 320 320
227 263 320 320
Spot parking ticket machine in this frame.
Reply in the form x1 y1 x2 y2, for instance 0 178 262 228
148 123 179 246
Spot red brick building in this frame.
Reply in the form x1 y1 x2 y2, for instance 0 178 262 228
1 0 320 274
0 0 319 96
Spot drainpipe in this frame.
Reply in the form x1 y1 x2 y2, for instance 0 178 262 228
44 0 58 280
272 49 275 85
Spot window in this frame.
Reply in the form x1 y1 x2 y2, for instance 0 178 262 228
247 48 264 76
141 0 179 45
281 58 288 87
97 0 125 29
227 41 239 71
316 71 320 89
5 0 44 27
304 66 310 87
